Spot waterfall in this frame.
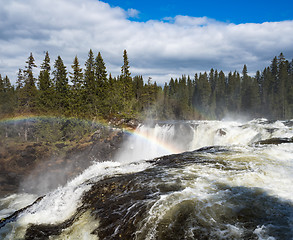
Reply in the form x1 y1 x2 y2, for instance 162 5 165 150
1 119 293 239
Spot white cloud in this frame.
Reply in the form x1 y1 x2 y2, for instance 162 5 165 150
0 0 293 85
127 8 140 18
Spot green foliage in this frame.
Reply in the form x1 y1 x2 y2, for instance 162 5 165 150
70 55 84 90
0 75 16 116
19 53 38 111
94 52 109 115
53 56 69 111
0 117 98 143
0 51 292 121
69 55 84 116
120 50 134 105
37 51 54 111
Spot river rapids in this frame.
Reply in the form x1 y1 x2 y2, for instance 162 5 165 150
0 119 293 239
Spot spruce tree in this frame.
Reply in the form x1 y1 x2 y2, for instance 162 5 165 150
21 52 37 112
16 69 24 90
120 50 134 115
197 72 211 117
187 75 193 108
277 53 288 118
1 76 15 114
240 64 251 112
261 67 274 117
215 71 226 118
84 49 97 115
38 51 53 111
53 56 69 111
250 76 261 117
70 55 83 91
133 75 144 111
94 52 108 114
84 49 96 92
95 52 107 85
0 74 4 114
69 55 84 116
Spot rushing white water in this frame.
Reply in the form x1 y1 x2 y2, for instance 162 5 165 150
0 119 293 239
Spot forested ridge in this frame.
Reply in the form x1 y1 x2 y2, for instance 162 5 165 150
0 51 292 121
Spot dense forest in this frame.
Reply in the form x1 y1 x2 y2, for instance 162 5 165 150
0 51 292 121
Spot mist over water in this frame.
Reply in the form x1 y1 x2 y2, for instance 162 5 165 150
1 119 293 239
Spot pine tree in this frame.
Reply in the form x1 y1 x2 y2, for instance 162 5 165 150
69 55 84 116
133 75 144 111
0 76 15 114
84 49 97 115
0 74 4 114
240 64 251 112
227 71 241 114
192 74 199 109
70 55 83 91
287 59 293 117
215 70 226 118
16 69 24 90
21 52 37 111
94 52 108 114
84 49 95 91
120 50 134 115
197 72 211 117
250 75 261 117
53 56 69 111
187 75 194 108
38 51 54 111
95 52 107 86
176 75 188 118
0 74 3 92
261 67 274 117
107 74 123 116
277 53 288 118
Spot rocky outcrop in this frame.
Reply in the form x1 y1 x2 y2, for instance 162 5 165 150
0 126 125 197
256 137 293 145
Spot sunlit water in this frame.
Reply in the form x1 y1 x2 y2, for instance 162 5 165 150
0 119 293 239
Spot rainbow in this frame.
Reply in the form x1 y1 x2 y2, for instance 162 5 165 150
0 115 180 155
123 127 181 155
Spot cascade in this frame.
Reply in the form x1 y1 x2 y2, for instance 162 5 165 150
0 119 293 239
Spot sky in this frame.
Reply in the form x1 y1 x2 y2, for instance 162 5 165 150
0 0 293 85
106 0 293 24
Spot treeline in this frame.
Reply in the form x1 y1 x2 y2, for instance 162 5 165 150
0 117 98 143
0 50 161 120
0 52 292 120
161 53 293 119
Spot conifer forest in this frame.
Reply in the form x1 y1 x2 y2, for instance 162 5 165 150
0 50 292 120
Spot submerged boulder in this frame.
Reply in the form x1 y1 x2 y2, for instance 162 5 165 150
256 137 293 145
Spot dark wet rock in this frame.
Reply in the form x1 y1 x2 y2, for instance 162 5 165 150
217 128 227 136
21 162 184 240
24 210 84 240
125 118 140 128
256 137 293 145
2 150 293 239
283 120 293 127
0 196 44 229
3 150 291 239
108 117 140 128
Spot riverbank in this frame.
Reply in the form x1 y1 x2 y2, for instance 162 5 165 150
0 116 139 197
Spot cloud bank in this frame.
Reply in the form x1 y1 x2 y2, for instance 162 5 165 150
1 0 293 85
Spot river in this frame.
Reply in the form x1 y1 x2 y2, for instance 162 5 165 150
0 119 293 239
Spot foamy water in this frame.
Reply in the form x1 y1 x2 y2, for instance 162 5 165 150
1 119 293 239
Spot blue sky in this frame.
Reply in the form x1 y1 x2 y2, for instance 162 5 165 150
0 0 293 85
106 0 293 23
